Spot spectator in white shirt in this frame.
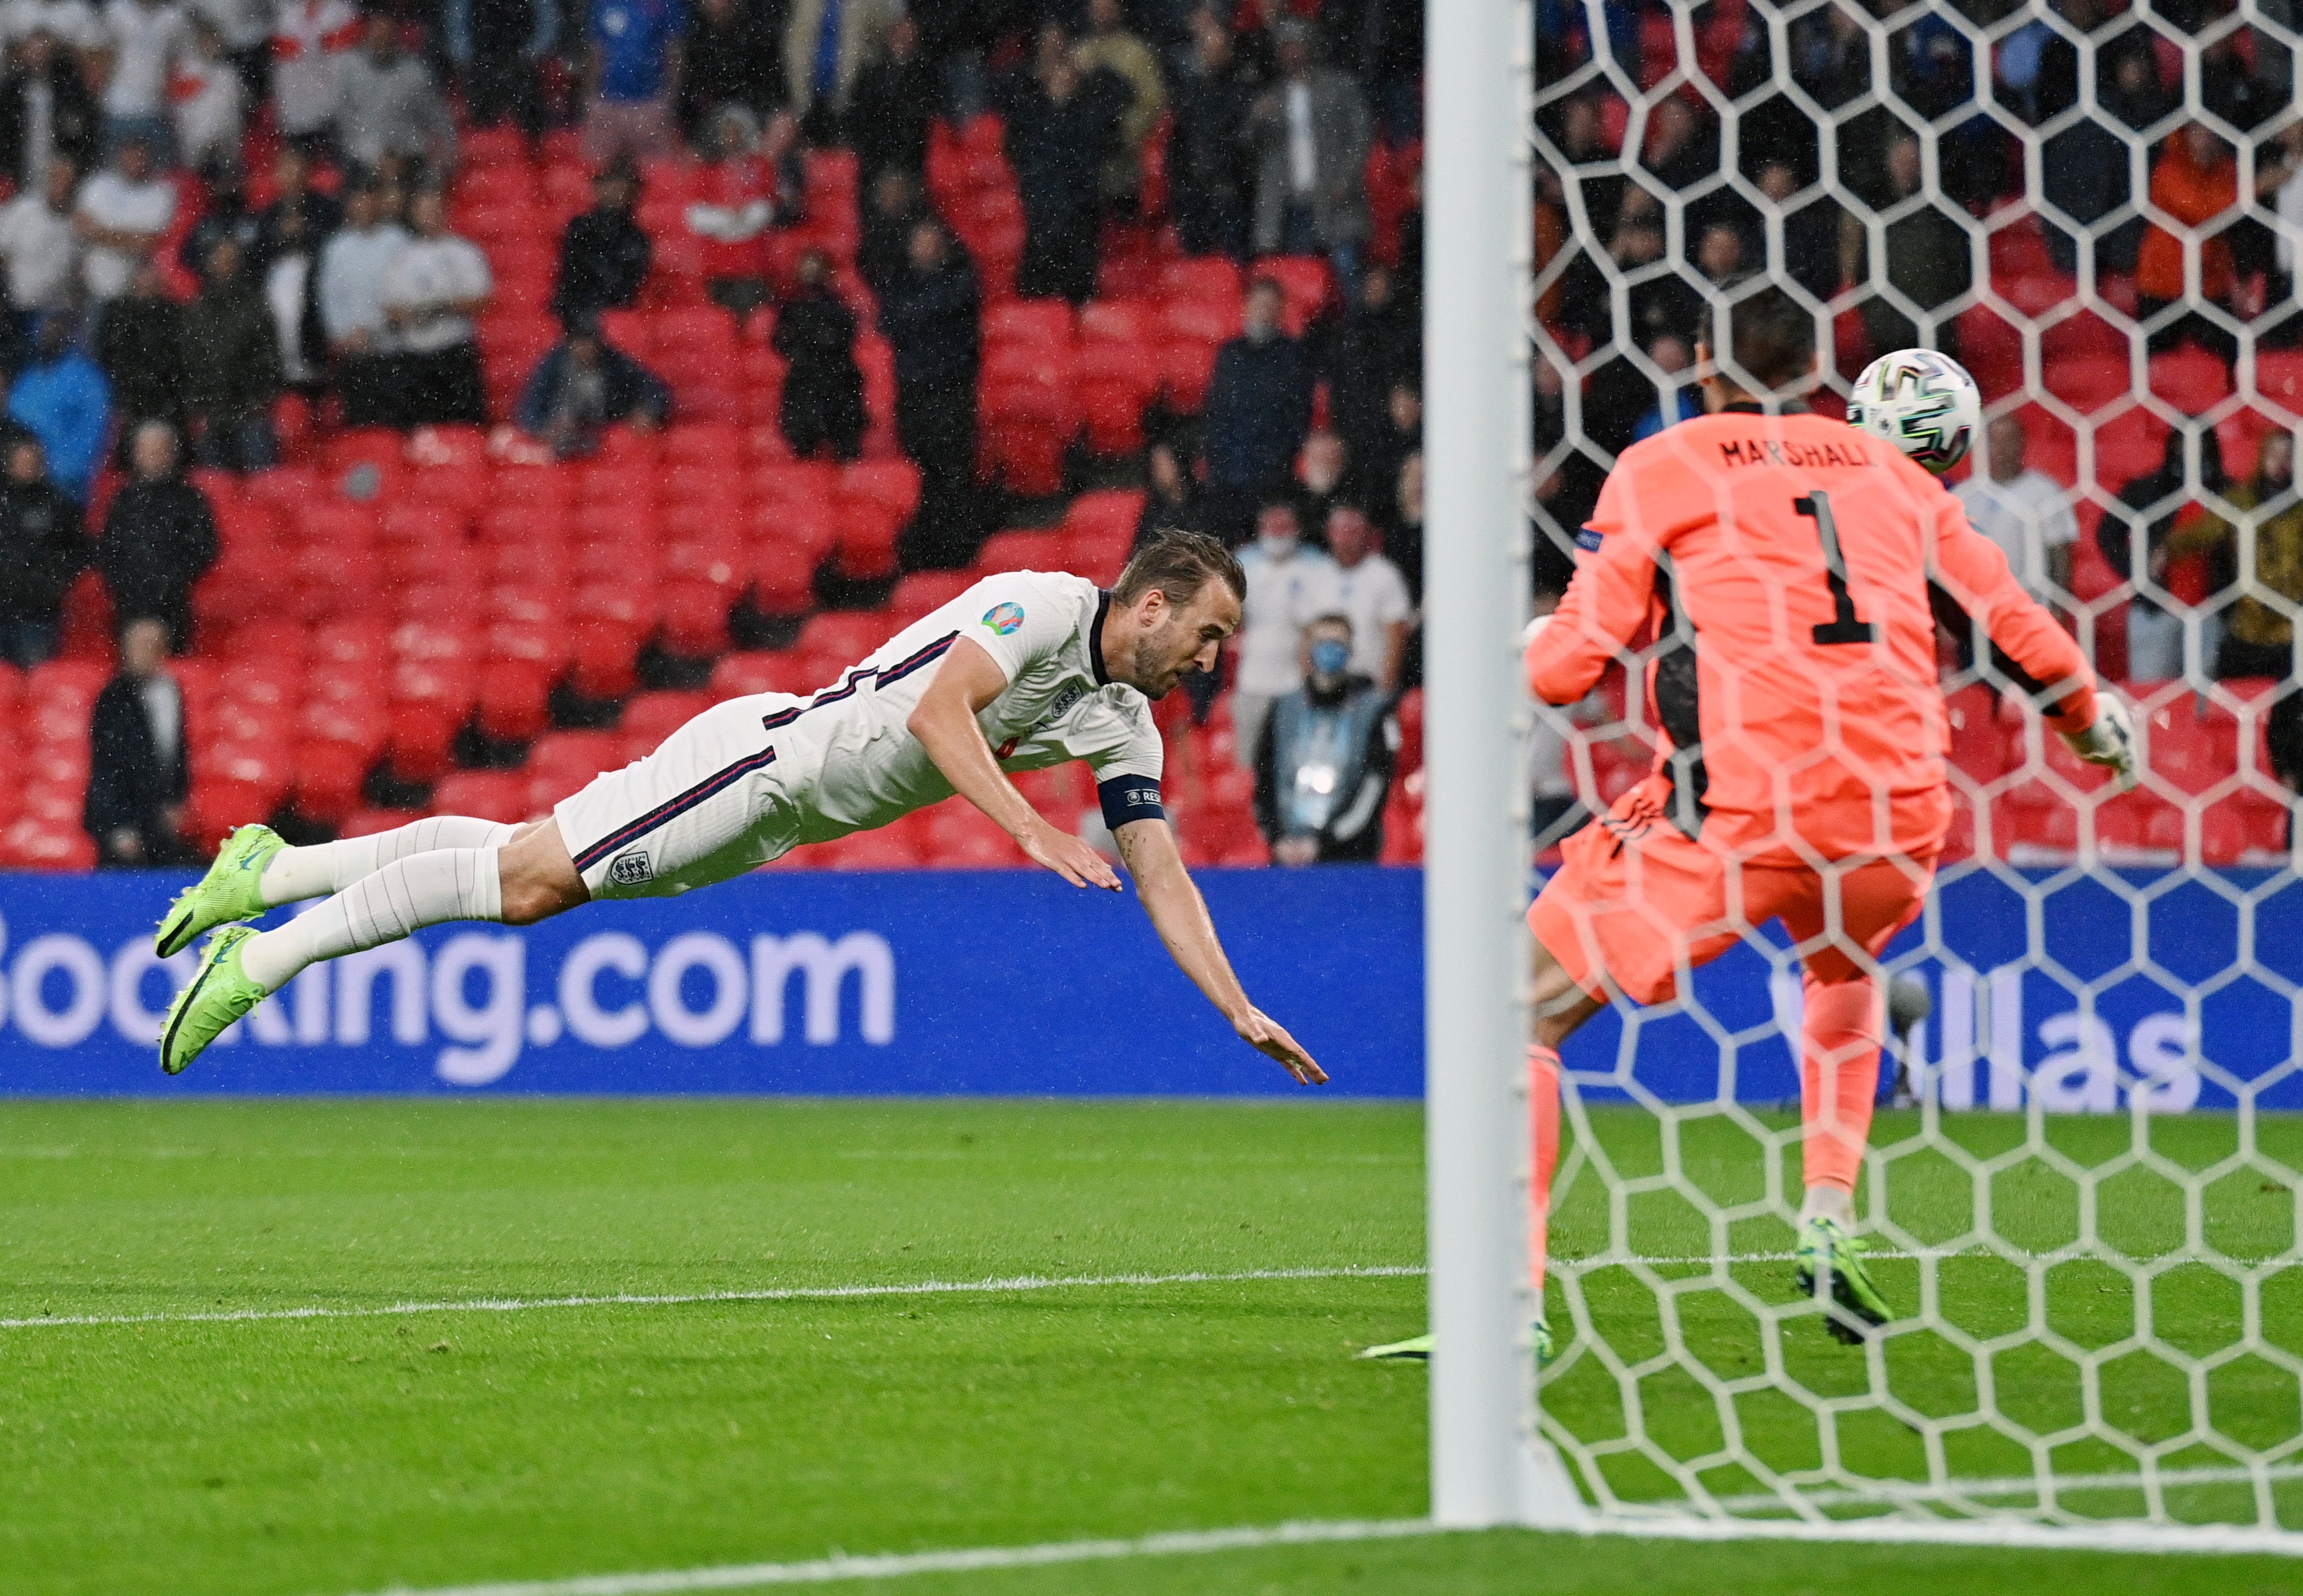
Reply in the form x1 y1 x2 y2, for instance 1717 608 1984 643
169 17 242 171
74 131 173 299
318 178 408 427
380 186 491 426
1953 414 2079 604
1322 502 1412 694
335 11 457 177
99 0 190 156
1230 495 1338 771
270 0 359 149
0 155 84 322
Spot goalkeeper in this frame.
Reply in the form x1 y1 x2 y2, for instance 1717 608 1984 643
1518 290 2130 1353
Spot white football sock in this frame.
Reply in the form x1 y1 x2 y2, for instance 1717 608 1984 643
240 848 504 994
259 817 517 907
1801 1184 1855 1227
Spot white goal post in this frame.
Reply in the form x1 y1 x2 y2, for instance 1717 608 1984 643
1425 0 1589 1531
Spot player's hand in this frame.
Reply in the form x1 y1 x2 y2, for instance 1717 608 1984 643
2060 694 2137 791
1235 1007 1326 1085
1021 819 1122 891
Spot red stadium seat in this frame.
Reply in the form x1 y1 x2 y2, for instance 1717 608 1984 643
474 658 557 743
289 741 373 826
710 650 815 700
831 496 904 581
889 571 976 627
796 610 895 664
660 580 735 658
431 771 533 824
747 541 823 616
976 529 1067 573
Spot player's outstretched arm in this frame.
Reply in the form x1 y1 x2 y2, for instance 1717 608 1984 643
908 637 1122 891
1113 818 1326 1085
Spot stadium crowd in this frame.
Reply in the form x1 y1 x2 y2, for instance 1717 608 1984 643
0 0 2292 874
0 0 1430 872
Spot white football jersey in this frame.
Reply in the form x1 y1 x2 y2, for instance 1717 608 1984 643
780 569 1167 841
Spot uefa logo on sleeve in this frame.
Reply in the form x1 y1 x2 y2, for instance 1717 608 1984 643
981 602 1025 636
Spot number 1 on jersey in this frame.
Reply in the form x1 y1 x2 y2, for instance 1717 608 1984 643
1796 492 1877 645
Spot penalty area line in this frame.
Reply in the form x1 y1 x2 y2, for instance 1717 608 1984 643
0 1265 1427 1332
345 1509 2303 1594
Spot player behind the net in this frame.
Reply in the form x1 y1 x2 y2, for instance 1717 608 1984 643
154 531 1324 1086
1376 288 2132 1363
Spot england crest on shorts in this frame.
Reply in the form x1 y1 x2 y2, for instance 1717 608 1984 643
608 851 654 887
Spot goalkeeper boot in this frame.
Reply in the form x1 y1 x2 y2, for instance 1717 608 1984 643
158 927 268 1076
1795 1216 1892 1344
156 824 285 958
1356 1320 1557 1366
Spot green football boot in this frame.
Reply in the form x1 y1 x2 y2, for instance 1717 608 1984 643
1795 1216 1893 1343
158 927 269 1075
1356 1320 1557 1366
155 824 286 958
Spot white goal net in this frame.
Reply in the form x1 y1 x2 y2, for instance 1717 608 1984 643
1515 0 2303 1543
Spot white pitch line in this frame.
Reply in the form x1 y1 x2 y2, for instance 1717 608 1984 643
0 1265 1427 1332
343 1506 2303 1596
345 1519 1445 1596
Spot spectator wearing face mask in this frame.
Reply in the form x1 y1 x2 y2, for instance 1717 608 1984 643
1253 612 1397 865
1230 495 1336 772
1201 276 1312 544
1321 502 1411 696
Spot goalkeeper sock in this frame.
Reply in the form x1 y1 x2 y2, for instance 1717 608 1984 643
260 816 518 907
241 849 504 994
1530 1044 1562 1297
1798 972 1883 1223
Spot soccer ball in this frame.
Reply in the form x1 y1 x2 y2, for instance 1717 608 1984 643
1846 349 1983 474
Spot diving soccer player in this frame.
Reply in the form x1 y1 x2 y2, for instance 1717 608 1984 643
1372 287 2130 1363
156 531 1324 1086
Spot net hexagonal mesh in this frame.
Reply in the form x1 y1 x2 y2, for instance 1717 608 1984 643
1520 0 2303 1536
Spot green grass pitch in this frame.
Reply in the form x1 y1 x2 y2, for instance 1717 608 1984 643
2 1098 2298 1595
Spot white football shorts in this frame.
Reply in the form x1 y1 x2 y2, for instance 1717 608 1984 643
554 694 814 899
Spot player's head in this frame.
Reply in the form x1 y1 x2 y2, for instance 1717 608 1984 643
1695 281 1820 411
1108 530 1247 700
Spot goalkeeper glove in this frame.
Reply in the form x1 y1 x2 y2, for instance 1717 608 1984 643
2059 694 2137 791
1521 614 1553 653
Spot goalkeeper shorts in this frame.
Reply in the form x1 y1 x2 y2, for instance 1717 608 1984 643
1530 775 1934 1007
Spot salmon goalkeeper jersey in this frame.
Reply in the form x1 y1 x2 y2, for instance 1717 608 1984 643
1526 406 2099 864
